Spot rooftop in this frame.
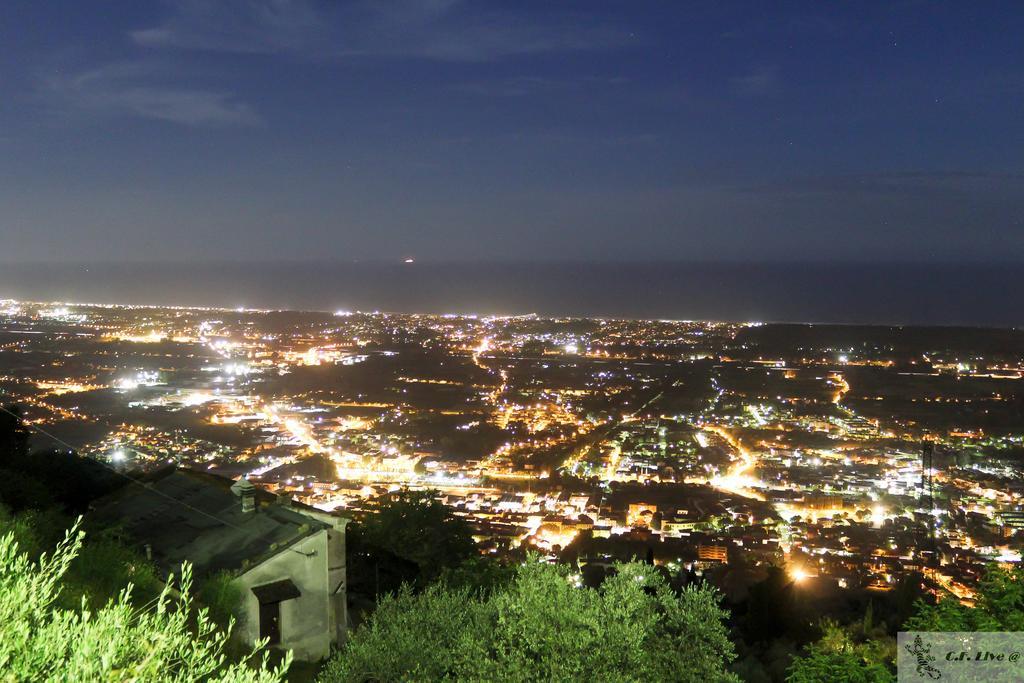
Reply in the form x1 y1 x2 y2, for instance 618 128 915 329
90 467 330 578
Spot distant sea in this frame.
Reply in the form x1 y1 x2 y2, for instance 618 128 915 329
0 261 1021 328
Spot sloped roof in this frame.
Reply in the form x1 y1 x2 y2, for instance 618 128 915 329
90 467 329 578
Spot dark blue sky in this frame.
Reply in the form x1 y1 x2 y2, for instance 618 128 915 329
2 1 1023 263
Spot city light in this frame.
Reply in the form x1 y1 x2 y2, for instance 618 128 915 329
1 296 1019 606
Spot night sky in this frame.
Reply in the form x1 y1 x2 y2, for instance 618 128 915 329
2 1 1023 264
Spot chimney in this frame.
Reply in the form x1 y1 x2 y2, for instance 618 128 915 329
231 477 257 514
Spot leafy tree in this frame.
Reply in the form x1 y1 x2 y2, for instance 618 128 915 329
320 583 493 681
436 554 516 595
488 560 738 682
349 489 478 600
741 565 814 644
890 571 927 628
787 564 1024 682
10 448 124 513
0 520 289 682
786 621 893 683
905 564 1024 631
0 469 55 515
361 489 477 579
0 405 124 513
320 559 739 682
199 570 245 631
0 404 30 463
0 505 161 611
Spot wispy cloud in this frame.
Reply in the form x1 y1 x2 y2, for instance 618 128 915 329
735 171 1024 201
41 62 261 127
730 65 781 97
131 0 633 62
449 75 629 97
132 0 327 54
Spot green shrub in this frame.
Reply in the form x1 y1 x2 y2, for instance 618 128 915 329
0 519 290 682
320 559 738 683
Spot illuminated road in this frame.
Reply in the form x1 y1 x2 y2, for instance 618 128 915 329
562 380 676 479
705 425 765 501
831 372 850 405
924 567 976 602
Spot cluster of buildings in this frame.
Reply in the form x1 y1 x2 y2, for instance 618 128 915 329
1 298 1023 605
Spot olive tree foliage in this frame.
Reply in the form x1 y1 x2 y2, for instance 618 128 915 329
320 559 739 683
905 564 1024 632
324 583 492 682
785 621 893 683
0 521 290 683
787 564 1024 682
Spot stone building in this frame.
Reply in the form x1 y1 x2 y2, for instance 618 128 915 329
90 467 348 661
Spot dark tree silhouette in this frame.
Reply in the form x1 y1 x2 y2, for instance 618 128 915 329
347 489 479 612
0 404 123 513
0 404 31 462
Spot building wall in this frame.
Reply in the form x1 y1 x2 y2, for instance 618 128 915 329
325 524 348 645
234 529 331 661
293 508 350 645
